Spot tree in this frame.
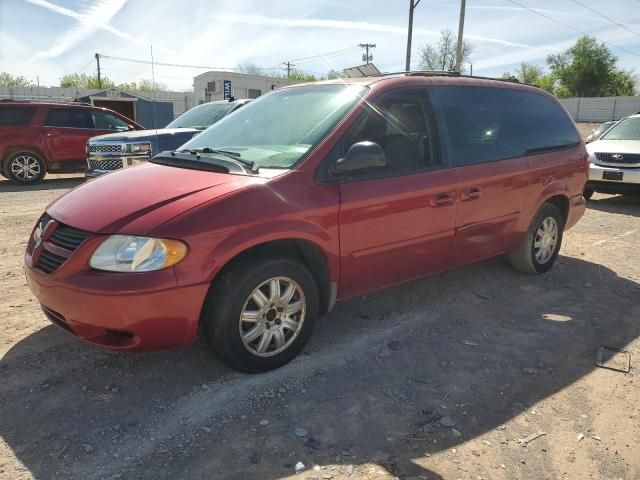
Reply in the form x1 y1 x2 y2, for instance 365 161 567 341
606 69 638 96
117 79 168 92
135 79 168 92
0 72 33 87
285 69 319 82
418 29 473 73
546 36 617 97
515 62 544 84
326 69 344 80
60 73 114 89
237 62 264 76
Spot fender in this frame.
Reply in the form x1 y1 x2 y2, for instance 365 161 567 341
170 218 340 289
207 219 338 280
517 180 571 234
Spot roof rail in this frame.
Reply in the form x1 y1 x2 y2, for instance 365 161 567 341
0 99 93 106
373 70 524 86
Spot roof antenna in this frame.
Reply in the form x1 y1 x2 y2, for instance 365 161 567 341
150 45 159 155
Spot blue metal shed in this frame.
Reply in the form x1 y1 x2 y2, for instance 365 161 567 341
76 88 174 128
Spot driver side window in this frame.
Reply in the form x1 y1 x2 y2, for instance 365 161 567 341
92 110 130 131
341 91 440 175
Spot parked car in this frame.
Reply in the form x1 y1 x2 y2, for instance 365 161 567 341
25 73 587 373
0 101 143 185
584 114 640 199
86 99 251 177
585 120 617 143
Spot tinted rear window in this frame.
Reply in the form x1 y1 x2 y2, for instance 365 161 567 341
428 86 580 166
44 108 92 128
0 106 36 125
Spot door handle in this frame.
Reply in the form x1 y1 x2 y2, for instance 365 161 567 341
430 192 456 207
461 187 482 201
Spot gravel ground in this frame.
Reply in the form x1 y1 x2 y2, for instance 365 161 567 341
1 124 638 479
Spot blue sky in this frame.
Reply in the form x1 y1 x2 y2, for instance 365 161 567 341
1 0 639 91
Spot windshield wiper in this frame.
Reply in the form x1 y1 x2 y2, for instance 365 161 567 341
151 152 230 173
179 147 258 173
525 143 578 155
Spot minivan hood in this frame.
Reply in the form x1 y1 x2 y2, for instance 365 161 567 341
48 163 261 234
587 139 640 153
90 128 200 142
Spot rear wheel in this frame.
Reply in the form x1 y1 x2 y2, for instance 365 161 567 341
583 187 594 200
5 151 46 185
201 256 319 373
509 203 564 275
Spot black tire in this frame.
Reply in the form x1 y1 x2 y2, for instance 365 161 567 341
509 203 564 275
4 151 46 185
583 188 594 200
201 256 319 373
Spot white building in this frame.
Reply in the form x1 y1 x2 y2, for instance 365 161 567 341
193 71 299 104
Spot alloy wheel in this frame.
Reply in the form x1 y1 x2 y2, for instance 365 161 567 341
534 217 558 264
239 276 306 357
11 155 41 181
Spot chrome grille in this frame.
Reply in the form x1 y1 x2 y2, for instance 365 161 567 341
595 152 640 165
89 144 122 154
88 158 125 171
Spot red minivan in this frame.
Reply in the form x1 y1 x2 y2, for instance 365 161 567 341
0 102 143 184
24 74 588 372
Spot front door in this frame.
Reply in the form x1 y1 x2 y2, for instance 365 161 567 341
335 89 458 298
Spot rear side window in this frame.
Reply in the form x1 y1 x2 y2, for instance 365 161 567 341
44 108 92 129
0 106 36 125
429 86 579 166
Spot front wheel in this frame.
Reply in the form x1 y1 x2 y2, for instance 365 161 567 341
509 203 564 275
201 256 319 373
5 151 46 185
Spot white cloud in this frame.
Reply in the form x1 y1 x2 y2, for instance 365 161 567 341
25 0 138 44
211 13 536 49
23 0 129 64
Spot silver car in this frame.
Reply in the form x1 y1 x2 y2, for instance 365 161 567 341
585 114 640 199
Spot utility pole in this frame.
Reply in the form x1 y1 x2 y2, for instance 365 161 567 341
282 61 296 79
95 53 102 88
454 0 467 73
359 43 376 64
405 0 421 71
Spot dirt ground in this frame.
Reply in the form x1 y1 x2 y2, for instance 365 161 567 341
1 123 639 480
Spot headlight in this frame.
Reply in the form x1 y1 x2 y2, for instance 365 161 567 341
125 143 151 154
90 235 188 272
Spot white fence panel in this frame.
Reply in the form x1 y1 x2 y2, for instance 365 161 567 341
559 96 640 122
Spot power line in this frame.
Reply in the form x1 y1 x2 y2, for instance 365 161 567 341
359 43 376 64
282 61 296 78
98 54 241 70
288 46 361 65
570 0 640 39
506 0 640 59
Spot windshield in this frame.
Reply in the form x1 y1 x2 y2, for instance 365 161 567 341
166 102 236 130
595 121 615 135
179 84 367 170
601 117 640 141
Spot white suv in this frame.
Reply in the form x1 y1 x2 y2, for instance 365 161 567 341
585 114 640 199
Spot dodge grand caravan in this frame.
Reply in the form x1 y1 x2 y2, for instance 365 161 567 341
25 73 588 373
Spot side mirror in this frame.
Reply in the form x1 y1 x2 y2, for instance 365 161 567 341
331 141 386 176
128 124 136 131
